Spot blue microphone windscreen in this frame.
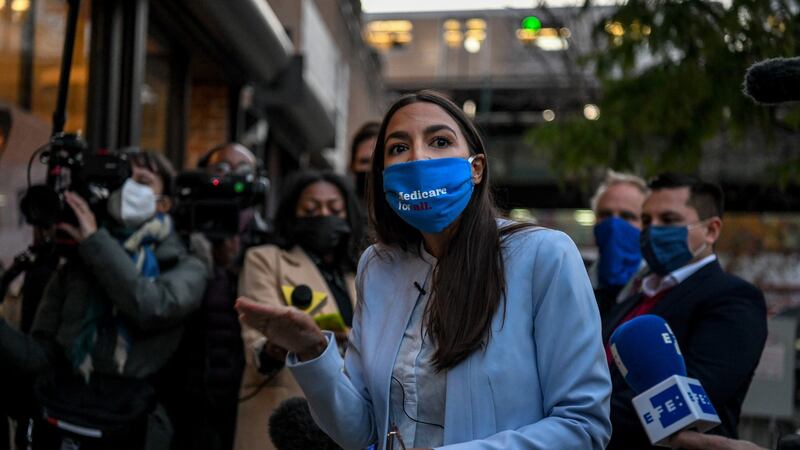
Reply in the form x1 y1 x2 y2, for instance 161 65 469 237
609 314 687 394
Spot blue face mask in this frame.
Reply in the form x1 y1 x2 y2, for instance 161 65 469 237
383 157 475 233
640 224 706 275
593 217 642 288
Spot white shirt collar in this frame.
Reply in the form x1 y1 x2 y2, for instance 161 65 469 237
641 254 717 298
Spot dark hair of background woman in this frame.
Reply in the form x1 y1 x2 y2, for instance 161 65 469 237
367 90 533 372
273 170 366 272
349 122 380 168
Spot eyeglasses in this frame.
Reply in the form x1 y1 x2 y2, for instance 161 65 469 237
386 424 407 450
210 161 255 176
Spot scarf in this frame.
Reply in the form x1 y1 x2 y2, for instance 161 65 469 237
71 214 173 382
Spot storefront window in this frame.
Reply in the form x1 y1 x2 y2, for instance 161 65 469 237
0 0 90 132
140 35 170 153
31 0 90 133
0 2 25 105
185 66 228 168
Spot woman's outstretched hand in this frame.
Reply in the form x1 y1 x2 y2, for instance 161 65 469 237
236 297 328 362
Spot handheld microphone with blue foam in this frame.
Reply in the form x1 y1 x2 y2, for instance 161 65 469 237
610 314 721 447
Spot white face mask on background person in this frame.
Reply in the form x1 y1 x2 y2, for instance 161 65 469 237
108 178 157 229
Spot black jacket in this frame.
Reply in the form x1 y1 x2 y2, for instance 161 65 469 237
602 260 767 450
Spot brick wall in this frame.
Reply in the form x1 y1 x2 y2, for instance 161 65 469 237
184 82 229 168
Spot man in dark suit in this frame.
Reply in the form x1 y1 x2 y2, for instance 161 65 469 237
602 173 767 450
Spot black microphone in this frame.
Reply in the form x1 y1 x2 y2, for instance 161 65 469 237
413 281 426 295
286 284 347 332
743 57 800 104
268 397 342 450
290 284 313 310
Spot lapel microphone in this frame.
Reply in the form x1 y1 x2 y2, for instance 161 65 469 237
413 281 426 295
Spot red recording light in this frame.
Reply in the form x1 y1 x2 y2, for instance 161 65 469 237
212 178 220 186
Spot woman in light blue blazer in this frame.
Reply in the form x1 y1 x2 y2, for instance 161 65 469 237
237 90 612 450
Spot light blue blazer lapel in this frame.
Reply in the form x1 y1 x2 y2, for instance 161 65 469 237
443 293 507 444
444 356 473 442
443 343 498 444
370 253 432 445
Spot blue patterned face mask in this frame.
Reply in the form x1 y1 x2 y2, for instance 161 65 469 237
594 217 642 287
383 156 476 233
640 223 707 275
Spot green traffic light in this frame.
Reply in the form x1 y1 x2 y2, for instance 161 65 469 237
234 182 245 193
522 16 542 32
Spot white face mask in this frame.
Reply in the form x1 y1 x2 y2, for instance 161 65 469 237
109 178 157 228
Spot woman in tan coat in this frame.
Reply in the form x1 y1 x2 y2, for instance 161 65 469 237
234 171 365 450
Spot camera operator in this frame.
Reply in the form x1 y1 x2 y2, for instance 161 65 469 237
199 143 269 250
158 143 267 450
0 150 206 450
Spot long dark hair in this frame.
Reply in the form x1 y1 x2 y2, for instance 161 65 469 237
349 121 380 169
368 90 532 371
274 170 366 271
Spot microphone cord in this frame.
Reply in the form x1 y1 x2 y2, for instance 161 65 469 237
391 376 444 429
239 375 276 403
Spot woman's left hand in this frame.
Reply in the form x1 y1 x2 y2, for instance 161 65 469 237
58 191 97 242
236 297 327 361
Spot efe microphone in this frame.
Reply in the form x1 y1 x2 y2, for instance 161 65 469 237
609 314 721 447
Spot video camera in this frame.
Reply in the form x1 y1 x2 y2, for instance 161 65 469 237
173 170 269 239
20 133 131 231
